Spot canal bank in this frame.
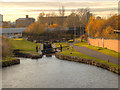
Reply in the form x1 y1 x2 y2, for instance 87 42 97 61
55 52 120 75
1 58 20 67
13 49 43 59
2 56 118 88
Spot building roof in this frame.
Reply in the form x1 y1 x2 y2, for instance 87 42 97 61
17 18 35 21
114 30 120 33
42 16 67 18
0 28 25 33
17 18 26 20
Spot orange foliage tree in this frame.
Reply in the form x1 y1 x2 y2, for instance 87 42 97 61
86 14 118 39
25 22 45 34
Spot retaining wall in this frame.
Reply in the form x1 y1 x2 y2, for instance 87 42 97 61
2 58 20 67
55 52 120 75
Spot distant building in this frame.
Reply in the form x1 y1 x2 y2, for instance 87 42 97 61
67 25 86 36
41 16 67 25
16 15 35 27
1 28 25 38
0 14 3 27
2 21 11 28
114 30 120 34
96 16 101 20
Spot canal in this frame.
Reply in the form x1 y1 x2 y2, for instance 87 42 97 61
2 55 118 88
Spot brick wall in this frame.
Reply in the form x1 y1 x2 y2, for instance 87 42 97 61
88 37 120 53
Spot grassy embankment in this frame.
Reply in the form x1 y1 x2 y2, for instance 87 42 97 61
1 38 40 65
55 43 120 69
2 38 40 63
74 41 120 58
1 37 18 64
1 57 18 63
7 38 40 55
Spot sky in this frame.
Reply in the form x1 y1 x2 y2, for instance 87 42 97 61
0 0 119 22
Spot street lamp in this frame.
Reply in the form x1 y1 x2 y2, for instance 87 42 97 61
88 18 90 46
74 24 76 43
87 11 90 46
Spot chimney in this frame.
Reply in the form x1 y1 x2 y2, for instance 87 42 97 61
26 15 29 19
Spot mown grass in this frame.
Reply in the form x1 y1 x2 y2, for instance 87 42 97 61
55 43 69 48
1 57 17 62
7 38 40 55
56 43 120 69
74 41 120 58
1 57 18 63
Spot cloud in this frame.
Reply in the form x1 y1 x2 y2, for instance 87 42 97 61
1 0 119 2
1 1 118 21
1 1 118 8
1 1 118 12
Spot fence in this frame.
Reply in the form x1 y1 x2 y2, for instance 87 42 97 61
88 37 120 53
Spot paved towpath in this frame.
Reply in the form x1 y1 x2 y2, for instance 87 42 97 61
69 43 118 65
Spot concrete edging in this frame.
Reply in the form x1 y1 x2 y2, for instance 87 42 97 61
55 52 120 75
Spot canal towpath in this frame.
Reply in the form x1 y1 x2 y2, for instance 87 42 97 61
69 43 118 65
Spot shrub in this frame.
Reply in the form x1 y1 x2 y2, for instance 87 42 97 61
1 36 12 57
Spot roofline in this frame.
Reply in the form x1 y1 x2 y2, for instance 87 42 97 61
114 30 120 33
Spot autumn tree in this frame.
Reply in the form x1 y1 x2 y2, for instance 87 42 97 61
65 13 80 27
65 8 91 28
25 22 45 35
76 8 91 26
85 14 118 39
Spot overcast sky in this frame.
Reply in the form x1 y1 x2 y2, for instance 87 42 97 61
1 0 119 2
0 0 119 22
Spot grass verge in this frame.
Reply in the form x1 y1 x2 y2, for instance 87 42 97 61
1 57 17 62
56 43 120 69
74 41 120 58
7 38 40 55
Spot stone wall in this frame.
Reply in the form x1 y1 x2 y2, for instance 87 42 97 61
13 49 43 59
55 52 120 75
88 37 120 53
2 58 20 67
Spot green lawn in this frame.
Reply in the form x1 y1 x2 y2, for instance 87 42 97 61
55 43 69 48
1 57 17 62
56 43 120 69
7 38 40 55
1 57 18 63
74 41 120 58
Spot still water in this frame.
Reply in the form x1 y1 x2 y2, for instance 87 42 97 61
2 55 118 88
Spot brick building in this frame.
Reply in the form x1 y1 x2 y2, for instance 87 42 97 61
16 15 35 27
2 21 11 28
40 16 67 26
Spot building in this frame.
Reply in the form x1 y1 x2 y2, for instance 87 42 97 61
96 16 101 20
1 28 25 38
16 15 35 27
114 30 120 33
41 16 67 25
2 21 11 28
0 14 3 27
67 25 86 35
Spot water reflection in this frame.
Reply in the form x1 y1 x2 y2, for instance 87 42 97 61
2 55 118 88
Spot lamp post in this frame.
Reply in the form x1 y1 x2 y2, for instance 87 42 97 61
88 19 90 46
74 24 76 43
87 11 90 46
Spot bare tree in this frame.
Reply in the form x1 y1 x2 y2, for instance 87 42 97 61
65 8 91 28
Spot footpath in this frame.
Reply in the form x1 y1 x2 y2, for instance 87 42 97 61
69 43 118 65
